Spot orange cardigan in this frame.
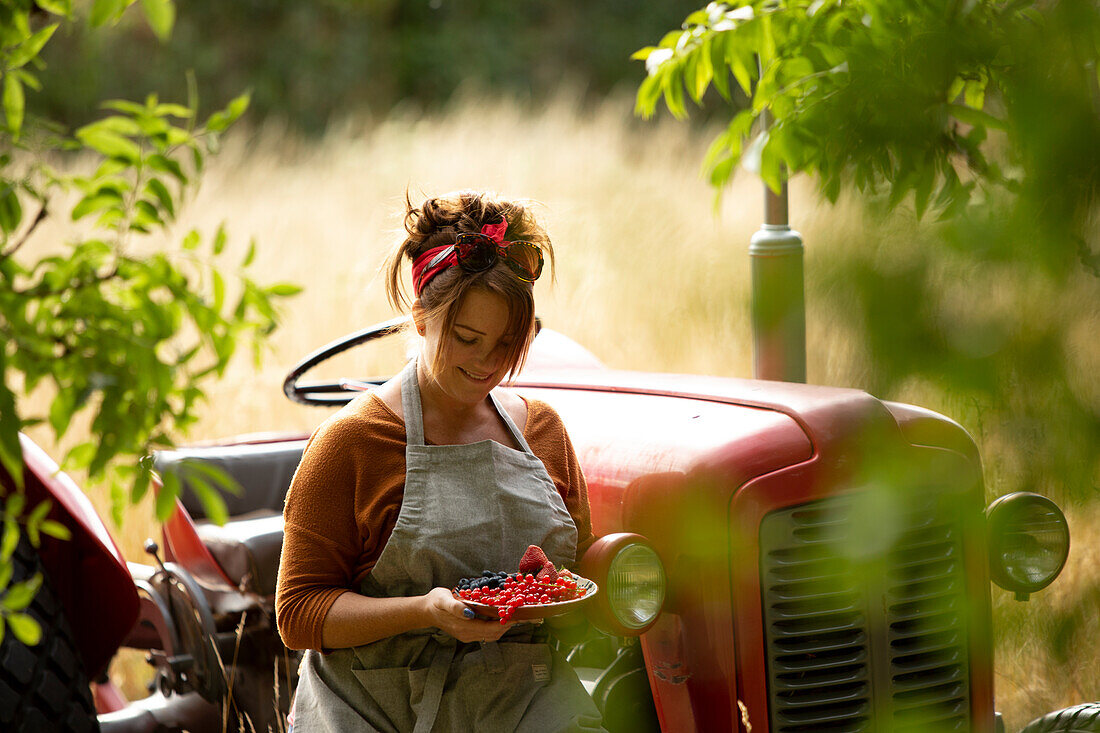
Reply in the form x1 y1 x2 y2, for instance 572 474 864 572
275 391 595 651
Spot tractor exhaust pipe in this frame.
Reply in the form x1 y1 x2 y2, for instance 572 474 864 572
750 180 806 382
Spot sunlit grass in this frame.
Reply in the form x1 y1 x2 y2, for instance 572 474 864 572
18 90 1098 723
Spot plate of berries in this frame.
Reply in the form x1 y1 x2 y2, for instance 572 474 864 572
453 545 597 624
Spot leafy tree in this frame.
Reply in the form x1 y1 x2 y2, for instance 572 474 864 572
634 0 1100 506
0 0 299 645
634 0 1099 251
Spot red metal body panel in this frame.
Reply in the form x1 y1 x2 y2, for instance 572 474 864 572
160 494 238 592
16 435 139 678
516 370 995 733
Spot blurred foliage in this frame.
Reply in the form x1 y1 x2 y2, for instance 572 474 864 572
33 0 707 135
637 0 1100 505
0 0 299 644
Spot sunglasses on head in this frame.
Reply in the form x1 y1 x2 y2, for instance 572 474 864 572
450 232 544 282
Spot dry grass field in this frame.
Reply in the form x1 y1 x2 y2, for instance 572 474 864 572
19 90 1099 728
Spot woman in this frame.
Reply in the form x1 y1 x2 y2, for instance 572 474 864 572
276 191 604 732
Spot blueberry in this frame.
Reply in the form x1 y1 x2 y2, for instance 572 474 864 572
482 570 495 577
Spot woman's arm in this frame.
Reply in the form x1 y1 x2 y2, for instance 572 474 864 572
321 588 514 648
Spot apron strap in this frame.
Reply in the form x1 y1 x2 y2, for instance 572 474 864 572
401 355 533 454
401 358 427 446
489 391 534 454
412 638 458 733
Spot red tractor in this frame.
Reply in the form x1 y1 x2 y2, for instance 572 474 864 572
0 193 1089 732
1 316 1082 732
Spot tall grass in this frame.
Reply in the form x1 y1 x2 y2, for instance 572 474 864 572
19 90 1098 726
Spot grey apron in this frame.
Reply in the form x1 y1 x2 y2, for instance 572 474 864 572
292 359 604 732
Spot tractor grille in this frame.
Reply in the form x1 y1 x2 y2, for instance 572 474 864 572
760 492 971 732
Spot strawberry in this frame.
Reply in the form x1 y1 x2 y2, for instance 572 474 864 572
536 561 559 584
519 545 550 574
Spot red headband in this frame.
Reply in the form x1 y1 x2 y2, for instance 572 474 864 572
411 218 509 296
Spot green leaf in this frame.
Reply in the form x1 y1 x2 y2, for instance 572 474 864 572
0 559 12 591
963 79 985 110
13 69 40 93
90 0 126 27
692 44 713 103
709 33 731 100
7 613 42 646
661 67 688 120
8 24 59 70
212 269 226 312
213 223 228 255
183 470 227 526
155 470 179 522
0 520 19 563
102 99 147 115
35 0 73 17
914 170 934 219
153 103 192 119
94 115 143 137
0 185 23 235
182 229 201 251
3 74 26 138
242 238 257 267
145 178 175 219
634 74 663 119
0 366 22 492
139 0 175 41
71 192 122 221
135 199 164 227
947 76 966 103
266 282 303 297
5 493 25 522
948 104 1007 131
130 463 152 504
205 93 251 133
38 520 70 541
760 137 785 193
65 442 97 471
2 574 41 612
75 125 141 163
48 389 75 438
708 154 736 189
148 154 186 182
729 46 755 96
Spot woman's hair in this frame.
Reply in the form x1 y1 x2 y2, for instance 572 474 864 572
384 190 554 381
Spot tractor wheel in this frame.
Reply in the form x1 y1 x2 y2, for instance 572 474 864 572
0 535 99 732
1020 703 1100 733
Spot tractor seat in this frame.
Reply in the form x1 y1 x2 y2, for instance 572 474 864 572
154 439 307 596
194 510 286 596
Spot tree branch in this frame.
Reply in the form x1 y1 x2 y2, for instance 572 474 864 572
0 204 48 261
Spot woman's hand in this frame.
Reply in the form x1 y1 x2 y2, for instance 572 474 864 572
422 587 515 643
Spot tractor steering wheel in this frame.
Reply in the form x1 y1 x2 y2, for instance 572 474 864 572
282 315 410 406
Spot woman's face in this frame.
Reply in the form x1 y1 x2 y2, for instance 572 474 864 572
418 289 516 406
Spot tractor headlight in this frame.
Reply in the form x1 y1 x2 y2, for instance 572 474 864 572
579 533 666 635
986 492 1069 600
607 542 666 630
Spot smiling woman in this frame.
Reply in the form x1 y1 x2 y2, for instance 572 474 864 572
275 190 604 731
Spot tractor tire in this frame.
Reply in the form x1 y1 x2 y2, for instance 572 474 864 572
0 534 99 733
1020 703 1100 733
